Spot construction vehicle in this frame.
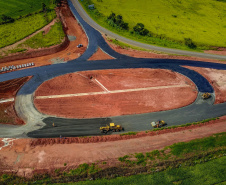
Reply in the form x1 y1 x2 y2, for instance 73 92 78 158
100 123 124 133
151 120 166 128
202 92 211 99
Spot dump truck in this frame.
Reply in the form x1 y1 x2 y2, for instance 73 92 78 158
151 120 166 128
100 123 124 133
202 92 211 99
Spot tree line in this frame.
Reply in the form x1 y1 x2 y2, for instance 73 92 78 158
107 12 196 49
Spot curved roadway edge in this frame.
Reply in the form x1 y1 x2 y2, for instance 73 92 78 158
1 1 226 137
71 0 226 61
67 0 131 61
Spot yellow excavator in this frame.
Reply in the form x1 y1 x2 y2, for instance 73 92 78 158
202 93 211 99
100 123 124 133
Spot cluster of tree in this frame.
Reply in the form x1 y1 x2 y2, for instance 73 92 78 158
107 13 129 30
0 14 15 24
184 38 196 49
133 23 150 36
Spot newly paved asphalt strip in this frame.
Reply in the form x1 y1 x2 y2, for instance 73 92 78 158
71 0 226 61
0 1 226 138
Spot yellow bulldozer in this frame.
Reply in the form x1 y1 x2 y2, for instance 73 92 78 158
100 123 124 133
202 92 211 99
151 120 166 128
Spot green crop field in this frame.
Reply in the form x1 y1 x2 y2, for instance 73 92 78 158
0 0 59 49
0 0 54 23
57 157 226 185
20 21 65 49
0 11 56 48
80 0 226 49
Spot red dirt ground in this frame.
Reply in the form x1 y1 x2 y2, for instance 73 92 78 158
34 68 197 118
0 2 88 70
185 66 226 104
0 77 31 99
0 77 31 125
0 116 225 177
88 47 115 61
204 47 226 56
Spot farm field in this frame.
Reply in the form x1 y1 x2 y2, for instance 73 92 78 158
0 11 56 48
80 0 226 49
0 0 54 23
0 0 57 49
18 21 65 49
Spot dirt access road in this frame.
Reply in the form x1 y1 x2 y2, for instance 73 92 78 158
0 117 226 177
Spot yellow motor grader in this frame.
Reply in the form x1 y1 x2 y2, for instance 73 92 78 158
100 123 124 133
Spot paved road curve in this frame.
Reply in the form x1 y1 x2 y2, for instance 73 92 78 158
0 0 226 138
71 0 226 61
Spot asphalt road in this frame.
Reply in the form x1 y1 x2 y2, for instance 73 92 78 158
71 0 226 61
0 0 226 138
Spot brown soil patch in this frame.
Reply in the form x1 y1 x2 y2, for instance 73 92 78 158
104 37 226 64
0 116 225 177
34 68 197 118
205 48 226 56
0 77 31 99
0 140 3 148
88 47 115 61
185 66 226 104
0 77 31 125
0 1 88 71
0 102 24 125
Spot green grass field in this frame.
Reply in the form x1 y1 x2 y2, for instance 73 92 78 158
19 21 65 49
67 157 226 185
0 0 54 23
0 0 58 49
0 11 56 48
80 0 226 49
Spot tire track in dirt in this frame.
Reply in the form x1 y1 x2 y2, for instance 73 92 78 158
35 84 190 99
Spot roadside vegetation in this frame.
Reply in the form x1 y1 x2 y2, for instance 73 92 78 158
0 0 61 49
79 0 226 51
18 21 65 49
0 0 55 23
1 132 226 184
0 11 56 48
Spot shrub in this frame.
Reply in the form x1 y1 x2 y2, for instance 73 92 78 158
133 23 150 36
107 12 129 30
118 155 129 162
184 38 197 49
